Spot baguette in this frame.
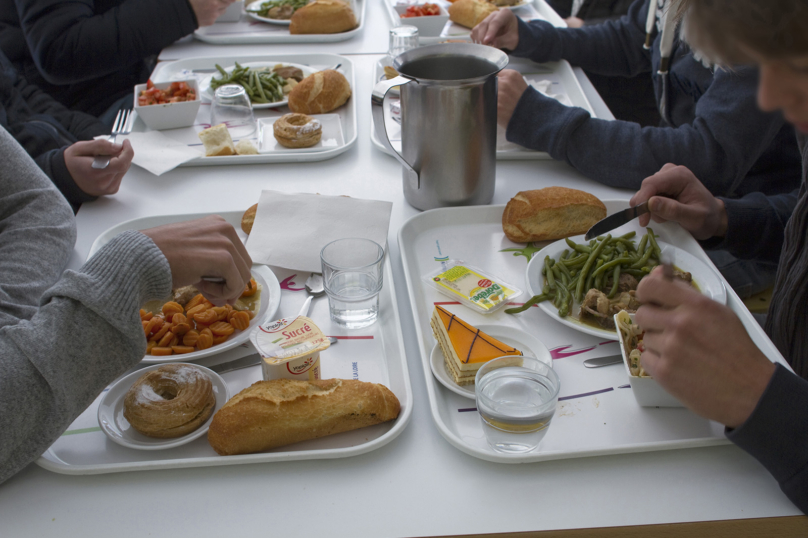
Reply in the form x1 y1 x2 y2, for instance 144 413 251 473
207 378 400 455
448 0 497 29
502 187 607 242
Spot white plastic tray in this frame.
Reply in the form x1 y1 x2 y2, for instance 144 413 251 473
36 210 413 475
194 0 366 44
371 56 595 160
397 201 791 463
145 54 356 166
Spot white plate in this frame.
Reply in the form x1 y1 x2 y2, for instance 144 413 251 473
141 265 281 363
499 0 531 9
199 62 316 109
245 0 293 25
430 324 553 399
97 363 230 451
525 237 728 339
258 114 344 153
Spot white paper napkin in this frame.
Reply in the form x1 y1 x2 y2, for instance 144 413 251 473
246 191 393 272
101 131 201 176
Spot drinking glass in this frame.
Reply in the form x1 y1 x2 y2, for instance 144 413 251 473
388 25 419 59
320 238 385 329
210 84 255 138
475 356 561 454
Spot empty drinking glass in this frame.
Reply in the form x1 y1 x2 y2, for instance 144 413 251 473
321 238 385 329
388 25 419 59
210 84 255 138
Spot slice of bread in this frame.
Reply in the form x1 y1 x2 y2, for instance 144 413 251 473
198 124 236 157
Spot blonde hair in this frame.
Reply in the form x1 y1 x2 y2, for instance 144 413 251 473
673 0 808 65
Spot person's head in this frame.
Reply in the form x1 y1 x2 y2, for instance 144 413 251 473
674 0 808 132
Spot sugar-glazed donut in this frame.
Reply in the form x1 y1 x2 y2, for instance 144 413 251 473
123 364 215 438
273 113 323 148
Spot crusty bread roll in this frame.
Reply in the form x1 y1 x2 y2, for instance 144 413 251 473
502 187 607 242
448 0 497 29
198 124 236 156
288 70 352 114
241 203 258 234
289 0 357 34
207 378 401 455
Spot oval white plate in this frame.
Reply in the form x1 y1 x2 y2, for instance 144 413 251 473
245 0 294 24
142 264 281 364
525 236 727 339
500 0 531 10
430 324 552 399
97 363 230 451
199 61 316 109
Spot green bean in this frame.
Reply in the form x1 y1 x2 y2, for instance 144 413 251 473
505 294 550 314
560 253 588 267
594 259 606 291
647 227 662 257
620 231 636 240
592 255 632 278
608 264 621 298
560 249 570 260
575 234 610 302
636 234 648 255
630 245 654 269
565 238 591 253
544 256 557 290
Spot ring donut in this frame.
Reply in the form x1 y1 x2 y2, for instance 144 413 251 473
123 364 215 438
273 113 323 148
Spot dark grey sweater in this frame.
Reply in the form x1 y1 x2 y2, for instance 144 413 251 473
0 126 172 484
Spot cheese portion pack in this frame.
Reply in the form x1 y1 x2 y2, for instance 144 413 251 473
424 260 522 314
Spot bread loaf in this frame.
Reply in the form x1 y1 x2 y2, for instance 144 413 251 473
197 124 236 156
448 0 497 29
287 70 352 114
289 0 357 34
207 378 401 455
502 187 607 242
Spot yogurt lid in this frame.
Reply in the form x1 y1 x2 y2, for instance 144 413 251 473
250 315 330 364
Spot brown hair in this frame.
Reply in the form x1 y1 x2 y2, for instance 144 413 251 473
673 0 808 65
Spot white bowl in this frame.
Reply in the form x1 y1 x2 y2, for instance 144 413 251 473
133 79 201 131
394 4 450 37
614 313 684 408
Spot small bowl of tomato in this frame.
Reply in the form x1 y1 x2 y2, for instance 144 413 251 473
133 79 201 131
394 3 449 37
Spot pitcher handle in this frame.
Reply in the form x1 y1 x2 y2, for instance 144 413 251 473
371 75 421 189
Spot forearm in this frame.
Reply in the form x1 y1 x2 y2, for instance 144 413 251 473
727 364 808 514
0 231 172 484
17 0 197 84
510 0 651 77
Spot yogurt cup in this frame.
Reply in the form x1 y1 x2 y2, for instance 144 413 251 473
250 315 330 381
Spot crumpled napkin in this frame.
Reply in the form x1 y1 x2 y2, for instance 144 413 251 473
246 191 393 273
97 131 201 176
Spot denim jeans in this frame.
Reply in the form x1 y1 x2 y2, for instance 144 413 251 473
707 249 778 300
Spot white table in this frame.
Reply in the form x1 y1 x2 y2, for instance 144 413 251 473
0 52 803 538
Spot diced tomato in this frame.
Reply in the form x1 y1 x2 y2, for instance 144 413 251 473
401 3 440 17
138 81 196 106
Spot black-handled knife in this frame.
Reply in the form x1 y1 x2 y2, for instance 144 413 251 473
584 201 650 241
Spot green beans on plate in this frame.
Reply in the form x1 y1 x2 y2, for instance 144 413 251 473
211 63 288 105
505 229 661 317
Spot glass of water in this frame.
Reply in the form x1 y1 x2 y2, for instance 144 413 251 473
320 238 385 329
475 356 560 454
210 84 255 138
388 25 419 59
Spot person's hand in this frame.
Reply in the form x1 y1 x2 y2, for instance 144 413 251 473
63 139 133 197
564 16 584 28
635 268 775 428
497 69 529 128
471 9 520 50
142 216 252 306
629 164 728 240
188 0 237 26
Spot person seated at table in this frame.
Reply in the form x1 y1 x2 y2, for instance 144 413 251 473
0 0 237 122
0 125 252 484
470 0 802 299
624 0 808 513
0 50 133 213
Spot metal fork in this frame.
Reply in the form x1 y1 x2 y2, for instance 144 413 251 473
92 109 133 169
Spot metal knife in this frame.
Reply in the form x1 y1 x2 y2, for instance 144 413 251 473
584 201 650 241
583 355 624 368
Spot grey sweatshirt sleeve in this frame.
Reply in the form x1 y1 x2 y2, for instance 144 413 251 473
510 0 652 77
505 66 788 195
726 364 808 514
0 126 75 328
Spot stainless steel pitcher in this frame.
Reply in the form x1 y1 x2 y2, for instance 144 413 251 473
372 43 508 211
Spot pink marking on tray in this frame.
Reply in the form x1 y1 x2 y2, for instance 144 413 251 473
599 340 618 345
550 344 597 360
280 274 305 291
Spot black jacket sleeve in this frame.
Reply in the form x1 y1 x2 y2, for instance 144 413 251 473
14 0 198 85
34 149 98 213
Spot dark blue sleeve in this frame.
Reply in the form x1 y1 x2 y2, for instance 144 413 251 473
726 364 808 514
700 190 799 263
13 0 198 85
505 66 789 195
510 0 652 77
34 148 96 213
